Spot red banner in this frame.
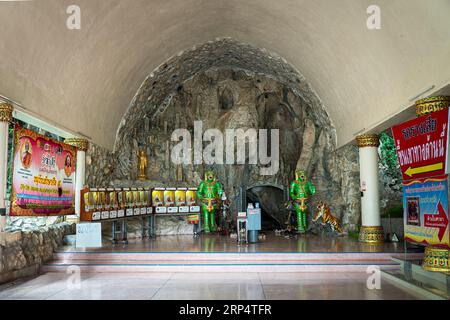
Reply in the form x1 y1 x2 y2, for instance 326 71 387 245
392 108 449 181
424 201 449 242
10 125 77 216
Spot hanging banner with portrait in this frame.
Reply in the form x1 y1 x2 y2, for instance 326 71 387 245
392 107 450 248
10 125 77 216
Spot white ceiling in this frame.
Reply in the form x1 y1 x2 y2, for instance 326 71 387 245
0 0 449 149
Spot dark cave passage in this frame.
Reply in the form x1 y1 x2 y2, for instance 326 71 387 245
246 185 286 231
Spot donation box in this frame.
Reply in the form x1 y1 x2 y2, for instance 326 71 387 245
247 207 261 231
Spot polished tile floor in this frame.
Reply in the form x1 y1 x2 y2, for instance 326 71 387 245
0 235 426 300
58 233 411 253
0 272 425 300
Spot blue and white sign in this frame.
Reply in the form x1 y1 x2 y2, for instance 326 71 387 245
76 222 102 248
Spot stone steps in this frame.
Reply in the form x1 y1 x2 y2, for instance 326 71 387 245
51 251 423 261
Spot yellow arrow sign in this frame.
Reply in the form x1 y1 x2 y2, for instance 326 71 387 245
405 163 444 177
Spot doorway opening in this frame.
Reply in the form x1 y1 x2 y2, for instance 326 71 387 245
246 185 286 231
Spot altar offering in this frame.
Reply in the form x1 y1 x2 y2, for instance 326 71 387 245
117 189 125 217
164 188 176 206
177 188 189 213
83 192 93 212
92 190 99 211
187 188 200 213
153 188 166 213
80 187 153 221
109 190 118 209
139 189 146 207
175 188 187 206
152 188 164 206
165 188 177 213
99 190 107 211
132 189 140 207
186 188 197 205
125 190 134 207
145 189 152 207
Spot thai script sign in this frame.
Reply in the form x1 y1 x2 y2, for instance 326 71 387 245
76 223 102 248
403 176 449 248
10 125 77 216
392 108 449 181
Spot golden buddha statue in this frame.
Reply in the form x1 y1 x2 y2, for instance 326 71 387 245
137 150 148 180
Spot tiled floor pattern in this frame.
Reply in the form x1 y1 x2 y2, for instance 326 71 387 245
0 272 425 300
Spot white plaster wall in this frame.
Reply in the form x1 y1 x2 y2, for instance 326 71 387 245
0 0 449 149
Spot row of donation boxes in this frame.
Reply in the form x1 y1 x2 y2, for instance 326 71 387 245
80 187 201 222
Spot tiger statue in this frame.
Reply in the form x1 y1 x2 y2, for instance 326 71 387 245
312 202 343 234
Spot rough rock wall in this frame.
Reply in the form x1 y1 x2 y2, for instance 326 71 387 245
379 167 403 215
6 216 65 232
326 144 362 230
378 141 403 215
85 143 115 188
86 39 408 234
113 67 362 231
0 222 75 284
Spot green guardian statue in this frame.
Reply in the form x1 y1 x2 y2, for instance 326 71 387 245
197 170 224 233
289 170 316 233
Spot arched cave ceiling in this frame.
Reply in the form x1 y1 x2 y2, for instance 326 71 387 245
0 0 449 150
115 38 334 151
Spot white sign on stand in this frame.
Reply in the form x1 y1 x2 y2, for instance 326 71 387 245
76 223 102 248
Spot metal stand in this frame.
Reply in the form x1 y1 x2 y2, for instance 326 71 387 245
141 215 156 238
193 223 199 237
237 217 248 244
111 219 128 244
112 220 118 244
149 215 155 238
122 219 128 244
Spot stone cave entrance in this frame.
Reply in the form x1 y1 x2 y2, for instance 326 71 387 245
245 185 287 231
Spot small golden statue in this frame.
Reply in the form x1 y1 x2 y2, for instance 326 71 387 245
137 150 148 180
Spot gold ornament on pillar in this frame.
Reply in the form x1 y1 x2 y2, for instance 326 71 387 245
0 103 13 123
422 246 450 273
415 96 450 118
355 134 380 148
65 138 89 151
413 97 450 273
137 150 148 181
358 226 384 243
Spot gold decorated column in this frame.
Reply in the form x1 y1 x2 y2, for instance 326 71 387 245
415 96 450 117
356 133 384 243
65 138 89 220
0 103 13 232
415 96 450 273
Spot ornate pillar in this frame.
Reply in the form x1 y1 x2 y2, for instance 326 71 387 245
415 96 450 117
356 134 384 243
0 103 13 232
65 138 89 219
416 96 450 273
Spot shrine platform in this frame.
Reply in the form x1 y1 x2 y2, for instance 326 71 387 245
41 234 424 273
